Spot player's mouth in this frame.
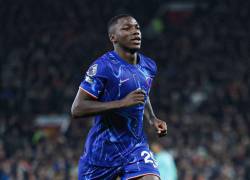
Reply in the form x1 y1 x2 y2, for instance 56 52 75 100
130 37 141 44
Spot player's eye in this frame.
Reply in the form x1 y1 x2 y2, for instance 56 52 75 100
121 27 130 30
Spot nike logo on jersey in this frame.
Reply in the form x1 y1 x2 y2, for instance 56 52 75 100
119 78 130 85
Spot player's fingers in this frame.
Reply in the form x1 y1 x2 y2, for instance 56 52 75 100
131 95 145 102
133 101 145 105
157 128 167 136
133 92 145 96
161 129 167 133
133 97 144 101
158 131 167 135
135 98 145 103
162 124 167 132
134 97 145 103
157 124 165 131
134 94 145 99
156 127 167 136
158 131 167 137
161 122 167 130
133 89 146 95
139 89 146 95
158 121 167 130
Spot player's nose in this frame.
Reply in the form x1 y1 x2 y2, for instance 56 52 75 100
132 31 140 36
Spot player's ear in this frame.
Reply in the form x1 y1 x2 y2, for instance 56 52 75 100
109 33 117 43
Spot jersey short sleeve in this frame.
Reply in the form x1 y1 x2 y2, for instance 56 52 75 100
139 54 157 78
146 58 157 78
79 59 108 99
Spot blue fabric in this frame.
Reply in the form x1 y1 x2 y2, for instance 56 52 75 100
79 51 157 167
78 143 160 180
0 171 9 180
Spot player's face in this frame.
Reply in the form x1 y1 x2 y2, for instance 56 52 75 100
113 17 141 52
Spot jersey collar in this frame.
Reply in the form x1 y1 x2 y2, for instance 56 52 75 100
110 51 142 67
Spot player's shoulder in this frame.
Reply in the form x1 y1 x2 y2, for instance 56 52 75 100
91 52 108 65
91 51 118 66
85 52 113 77
139 53 157 76
88 52 114 70
139 53 156 64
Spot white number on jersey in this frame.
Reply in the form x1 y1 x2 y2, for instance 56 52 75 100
141 150 158 168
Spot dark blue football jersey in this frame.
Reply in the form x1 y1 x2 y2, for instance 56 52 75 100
79 51 157 167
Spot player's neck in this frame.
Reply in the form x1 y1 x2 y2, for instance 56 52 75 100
114 47 138 65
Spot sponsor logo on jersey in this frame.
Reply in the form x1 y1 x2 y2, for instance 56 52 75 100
119 78 130 85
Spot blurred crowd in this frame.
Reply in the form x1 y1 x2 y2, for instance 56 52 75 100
1 0 250 179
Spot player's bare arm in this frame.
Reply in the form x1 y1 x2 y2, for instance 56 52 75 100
144 97 167 137
71 88 146 118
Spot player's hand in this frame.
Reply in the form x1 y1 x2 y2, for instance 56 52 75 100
152 118 167 137
120 89 146 107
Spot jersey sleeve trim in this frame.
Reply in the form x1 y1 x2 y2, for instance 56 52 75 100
127 173 160 180
79 86 98 99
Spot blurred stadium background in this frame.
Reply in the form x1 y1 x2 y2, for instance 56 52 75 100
1 0 250 179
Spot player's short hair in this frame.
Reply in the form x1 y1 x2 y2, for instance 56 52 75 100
107 14 133 34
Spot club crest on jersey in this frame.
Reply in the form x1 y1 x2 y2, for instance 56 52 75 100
146 77 153 87
87 64 98 77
